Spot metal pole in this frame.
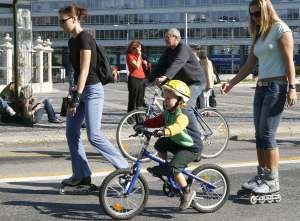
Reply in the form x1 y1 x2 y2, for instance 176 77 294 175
231 26 234 74
13 0 19 106
185 13 188 44
126 22 129 46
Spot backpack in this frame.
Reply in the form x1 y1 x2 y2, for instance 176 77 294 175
95 42 114 85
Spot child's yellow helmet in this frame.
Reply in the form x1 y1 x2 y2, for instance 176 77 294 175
162 80 190 102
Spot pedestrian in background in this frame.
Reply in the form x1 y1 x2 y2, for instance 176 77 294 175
198 49 216 108
126 40 147 113
220 0 297 197
58 5 128 187
148 28 206 108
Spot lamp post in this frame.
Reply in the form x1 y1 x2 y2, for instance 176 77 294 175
230 19 235 74
218 18 236 74
185 13 188 45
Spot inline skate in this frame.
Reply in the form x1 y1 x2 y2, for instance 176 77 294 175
237 168 281 204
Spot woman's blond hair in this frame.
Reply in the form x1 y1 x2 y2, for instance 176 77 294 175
248 0 280 43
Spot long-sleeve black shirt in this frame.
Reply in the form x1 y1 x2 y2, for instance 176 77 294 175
148 42 206 86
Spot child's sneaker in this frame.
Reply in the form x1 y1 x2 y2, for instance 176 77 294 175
179 189 196 211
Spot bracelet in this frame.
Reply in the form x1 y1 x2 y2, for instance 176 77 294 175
289 84 296 90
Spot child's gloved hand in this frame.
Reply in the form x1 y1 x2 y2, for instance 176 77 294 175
133 123 145 134
153 129 164 137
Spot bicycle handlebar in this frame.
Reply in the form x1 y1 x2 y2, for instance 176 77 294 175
129 128 163 141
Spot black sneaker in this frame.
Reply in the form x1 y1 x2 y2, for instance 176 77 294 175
49 118 64 124
62 176 91 187
179 189 196 211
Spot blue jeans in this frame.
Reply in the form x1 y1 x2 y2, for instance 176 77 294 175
0 97 8 112
66 83 129 180
187 83 206 108
34 99 57 123
254 81 287 150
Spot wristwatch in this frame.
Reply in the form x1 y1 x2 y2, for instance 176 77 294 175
289 84 296 90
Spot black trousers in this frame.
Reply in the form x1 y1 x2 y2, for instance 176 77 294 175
127 76 145 113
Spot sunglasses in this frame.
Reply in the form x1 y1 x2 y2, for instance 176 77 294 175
249 10 261 18
164 34 176 39
59 17 73 25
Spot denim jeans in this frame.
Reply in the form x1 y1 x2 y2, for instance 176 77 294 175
66 83 129 180
34 99 57 123
0 97 8 112
188 83 206 108
254 81 288 150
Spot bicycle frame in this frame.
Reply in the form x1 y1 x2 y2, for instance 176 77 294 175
125 132 216 196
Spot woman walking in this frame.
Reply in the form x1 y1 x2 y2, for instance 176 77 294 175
58 5 128 187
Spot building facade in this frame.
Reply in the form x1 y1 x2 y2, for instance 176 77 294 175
1 0 300 74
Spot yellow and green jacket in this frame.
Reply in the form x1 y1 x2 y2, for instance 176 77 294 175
143 108 202 152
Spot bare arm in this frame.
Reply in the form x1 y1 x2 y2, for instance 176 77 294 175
221 45 257 94
229 46 257 87
278 31 297 106
77 49 91 94
129 50 142 69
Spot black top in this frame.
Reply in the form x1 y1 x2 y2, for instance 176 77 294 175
68 31 100 86
148 42 206 87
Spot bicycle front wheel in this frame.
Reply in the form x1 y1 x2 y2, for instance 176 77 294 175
116 110 158 162
99 169 149 220
188 164 230 213
197 108 229 159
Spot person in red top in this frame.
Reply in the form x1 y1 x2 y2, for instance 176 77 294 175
126 40 148 113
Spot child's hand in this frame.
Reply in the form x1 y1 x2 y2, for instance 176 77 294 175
133 123 144 134
153 129 164 137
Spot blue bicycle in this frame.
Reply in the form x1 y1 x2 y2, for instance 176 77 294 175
99 130 230 220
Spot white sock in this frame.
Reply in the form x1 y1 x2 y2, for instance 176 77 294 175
6 106 16 116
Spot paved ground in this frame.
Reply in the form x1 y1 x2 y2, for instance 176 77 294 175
0 80 299 221
0 81 299 147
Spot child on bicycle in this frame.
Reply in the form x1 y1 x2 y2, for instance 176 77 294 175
139 80 203 211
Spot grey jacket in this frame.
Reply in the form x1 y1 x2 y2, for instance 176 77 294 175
148 42 206 87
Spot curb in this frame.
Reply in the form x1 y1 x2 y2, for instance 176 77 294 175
229 121 300 140
0 122 299 147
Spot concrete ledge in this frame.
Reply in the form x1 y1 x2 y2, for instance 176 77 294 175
0 122 299 147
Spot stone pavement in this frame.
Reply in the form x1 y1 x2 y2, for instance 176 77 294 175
0 81 300 147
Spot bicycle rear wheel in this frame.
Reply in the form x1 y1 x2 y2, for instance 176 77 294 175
116 110 158 162
188 164 230 213
197 108 229 159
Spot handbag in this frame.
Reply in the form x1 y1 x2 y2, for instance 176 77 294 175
209 89 217 107
60 97 69 117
